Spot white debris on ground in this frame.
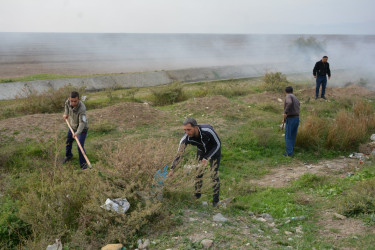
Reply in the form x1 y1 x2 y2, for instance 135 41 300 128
101 198 130 214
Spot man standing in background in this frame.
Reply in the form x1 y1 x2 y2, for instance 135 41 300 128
283 86 300 157
313 56 331 100
62 91 89 169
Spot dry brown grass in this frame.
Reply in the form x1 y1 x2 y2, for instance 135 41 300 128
17 138 183 248
297 100 375 151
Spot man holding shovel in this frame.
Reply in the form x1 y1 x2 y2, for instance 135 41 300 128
62 91 89 169
169 118 221 207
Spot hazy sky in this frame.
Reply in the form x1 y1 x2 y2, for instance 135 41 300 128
0 0 374 34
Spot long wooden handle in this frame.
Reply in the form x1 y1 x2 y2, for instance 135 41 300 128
64 118 92 168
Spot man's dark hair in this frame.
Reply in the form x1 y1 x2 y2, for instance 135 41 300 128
183 117 198 127
323 56 328 59
285 86 293 93
70 91 80 98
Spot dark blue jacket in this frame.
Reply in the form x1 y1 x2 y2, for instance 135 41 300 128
313 60 331 77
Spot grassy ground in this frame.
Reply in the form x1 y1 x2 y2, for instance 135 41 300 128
1 74 375 249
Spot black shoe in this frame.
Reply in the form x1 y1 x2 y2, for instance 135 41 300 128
62 155 72 164
81 163 88 170
213 201 220 208
315 96 319 100
194 193 201 199
321 96 327 100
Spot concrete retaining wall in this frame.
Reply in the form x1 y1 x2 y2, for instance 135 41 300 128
0 63 297 100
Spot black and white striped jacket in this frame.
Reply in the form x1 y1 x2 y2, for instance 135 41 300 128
171 124 221 169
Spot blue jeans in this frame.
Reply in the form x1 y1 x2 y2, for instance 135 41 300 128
285 117 299 156
66 129 88 168
316 75 327 98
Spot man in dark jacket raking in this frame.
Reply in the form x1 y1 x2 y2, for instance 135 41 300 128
169 118 221 207
313 55 331 100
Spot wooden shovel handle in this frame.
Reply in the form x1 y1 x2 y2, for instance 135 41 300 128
64 118 92 168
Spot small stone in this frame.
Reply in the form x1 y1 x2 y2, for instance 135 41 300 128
268 222 276 227
261 213 274 222
101 244 123 250
333 213 347 220
277 98 283 103
248 211 255 216
201 239 214 249
352 236 359 239
202 201 208 206
272 228 279 233
246 243 250 246
213 213 228 222
256 218 267 223
189 217 198 222
370 134 375 141
288 238 293 241
296 227 303 234
258 229 264 234
285 231 293 235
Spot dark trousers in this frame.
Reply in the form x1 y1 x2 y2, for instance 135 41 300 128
285 117 299 156
195 150 220 203
316 75 327 98
66 129 87 169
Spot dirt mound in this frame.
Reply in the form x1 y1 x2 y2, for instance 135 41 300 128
296 85 375 99
0 102 166 142
241 91 284 104
251 157 362 188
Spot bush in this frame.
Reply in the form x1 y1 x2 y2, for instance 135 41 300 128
262 72 289 92
0 197 31 249
297 101 375 151
338 178 375 216
151 82 186 106
16 84 86 114
296 114 327 149
15 138 176 248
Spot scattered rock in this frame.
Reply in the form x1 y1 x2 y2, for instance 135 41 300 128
268 222 276 227
277 98 283 103
260 213 274 222
201 239 214 249
213 213 228 222
46 239 63 250
333 213 347 220
189 217 198 222
370 134 375 141
101 244 123 250
352 236 359 239
288 238 293 241
285 231 293 235
248 211 255 216
202 201 208 206
138 239 150 250
256 218 267 223
272 228 280 233
296 226 303 234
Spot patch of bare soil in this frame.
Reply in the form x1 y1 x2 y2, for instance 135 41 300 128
251 157 363 188
317 210 375 238
0 102 166 142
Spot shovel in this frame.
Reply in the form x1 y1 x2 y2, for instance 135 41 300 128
64 118 92 168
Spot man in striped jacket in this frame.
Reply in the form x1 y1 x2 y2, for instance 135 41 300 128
169 118 221 207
